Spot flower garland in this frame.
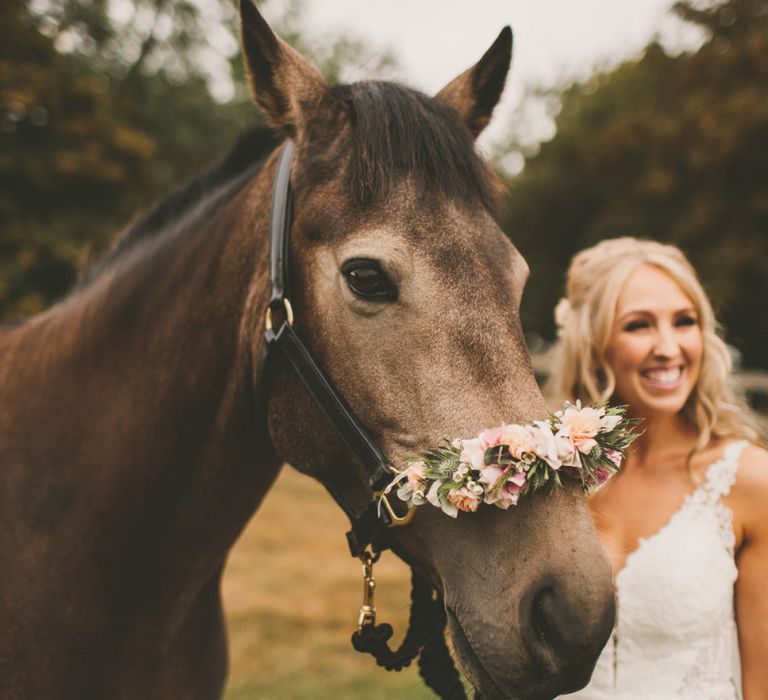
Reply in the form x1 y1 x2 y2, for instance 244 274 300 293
384 402 640 518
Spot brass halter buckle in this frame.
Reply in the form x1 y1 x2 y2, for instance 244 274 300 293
375 490 416 527
357 549 381 631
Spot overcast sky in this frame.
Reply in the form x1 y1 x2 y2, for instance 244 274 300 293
262 0 706 169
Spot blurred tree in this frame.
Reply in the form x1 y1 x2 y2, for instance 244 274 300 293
1 0 159 316
502 0 768 369
0 0 395 320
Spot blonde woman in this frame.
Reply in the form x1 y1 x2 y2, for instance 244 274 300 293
551 238 768 699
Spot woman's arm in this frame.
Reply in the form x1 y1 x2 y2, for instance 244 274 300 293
734 444 768 700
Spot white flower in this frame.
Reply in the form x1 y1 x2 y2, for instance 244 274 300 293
600 413 622 431
452 464 470 482
426 480 458 518
469 482 484 497
554 428 582 467
530 421 562 469
486 490 520 509
554 297 571 329
459 438 486 469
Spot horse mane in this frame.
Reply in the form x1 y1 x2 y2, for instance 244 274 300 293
332 81 498 213
79 126 280 286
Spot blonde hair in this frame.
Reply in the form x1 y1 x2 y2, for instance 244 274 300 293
547 237 759 450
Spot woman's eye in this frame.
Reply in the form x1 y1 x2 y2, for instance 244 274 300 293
675 315 698 327
623 319 649 332
341 259 398 301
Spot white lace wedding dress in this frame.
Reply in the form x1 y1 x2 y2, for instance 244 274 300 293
564 440 747 700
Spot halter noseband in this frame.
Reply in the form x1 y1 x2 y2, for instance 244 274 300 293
259 140 410 558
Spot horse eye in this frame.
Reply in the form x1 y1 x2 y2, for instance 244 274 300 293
341 259 397 301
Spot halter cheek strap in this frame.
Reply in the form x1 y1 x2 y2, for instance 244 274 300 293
260 140 400 557
256 140 463 699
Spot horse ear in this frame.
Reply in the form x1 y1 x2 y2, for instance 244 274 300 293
435 26 513 139
239 0 333 138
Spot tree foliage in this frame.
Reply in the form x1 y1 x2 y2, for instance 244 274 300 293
503 0 768 369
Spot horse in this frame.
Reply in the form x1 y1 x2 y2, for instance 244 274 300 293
0 4 615 699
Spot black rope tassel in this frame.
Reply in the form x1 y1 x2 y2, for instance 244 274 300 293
351 570 444 672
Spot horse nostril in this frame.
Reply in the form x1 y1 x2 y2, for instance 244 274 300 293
531 586 557 649
526 584 565 678
519 581 560 681
521 577 615 691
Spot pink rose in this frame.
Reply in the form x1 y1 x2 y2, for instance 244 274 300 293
606 449 622 467
595 467 611 485
478 465 505 491
586 467 612 489
483 468 526 509
479 426 506 450
505 470 527 490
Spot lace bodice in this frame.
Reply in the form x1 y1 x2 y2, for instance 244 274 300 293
564 440 747 700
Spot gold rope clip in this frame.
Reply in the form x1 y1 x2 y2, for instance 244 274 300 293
357 549 380 631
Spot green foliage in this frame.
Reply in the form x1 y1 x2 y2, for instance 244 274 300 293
502 0 768 369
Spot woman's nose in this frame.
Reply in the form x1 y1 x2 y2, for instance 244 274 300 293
652 325 680 358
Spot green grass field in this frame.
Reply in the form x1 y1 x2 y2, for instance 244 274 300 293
221 466 443 699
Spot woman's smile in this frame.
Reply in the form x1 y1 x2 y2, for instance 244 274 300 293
638 364 685 390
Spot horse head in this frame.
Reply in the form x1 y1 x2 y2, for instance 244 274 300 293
241 4 614 697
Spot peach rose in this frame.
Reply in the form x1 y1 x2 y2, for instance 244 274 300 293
447 486 481 513
405 461 427 490
560 405 602 455
499 424 535 459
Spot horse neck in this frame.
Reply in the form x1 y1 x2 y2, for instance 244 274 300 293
2 161 281 565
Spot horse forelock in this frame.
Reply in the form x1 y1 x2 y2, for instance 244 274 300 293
294 81 499 216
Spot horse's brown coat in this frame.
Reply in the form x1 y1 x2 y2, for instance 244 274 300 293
0 5 614 699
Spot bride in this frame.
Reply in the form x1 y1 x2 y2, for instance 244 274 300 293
548 238 768 699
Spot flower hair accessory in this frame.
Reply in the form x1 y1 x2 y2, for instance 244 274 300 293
554 296 571 330
384 402 640 518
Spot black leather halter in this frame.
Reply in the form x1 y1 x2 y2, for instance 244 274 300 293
260 140 410 557
258 141 465 698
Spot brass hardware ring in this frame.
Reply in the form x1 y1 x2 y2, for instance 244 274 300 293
265 298 294 332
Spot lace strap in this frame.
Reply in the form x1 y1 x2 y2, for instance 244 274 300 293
703 440 749 500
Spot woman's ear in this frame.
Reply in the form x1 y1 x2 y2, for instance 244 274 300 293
435 26 513 139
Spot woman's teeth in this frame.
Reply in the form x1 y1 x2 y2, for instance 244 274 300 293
642 367 683 384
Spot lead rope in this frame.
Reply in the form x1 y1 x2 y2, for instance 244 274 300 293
351 553 468 698
419 622 469 700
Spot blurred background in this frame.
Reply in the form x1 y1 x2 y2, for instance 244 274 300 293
2 0 766 697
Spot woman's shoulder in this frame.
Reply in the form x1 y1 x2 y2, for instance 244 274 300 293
730 441 768 536
735 441 768 486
